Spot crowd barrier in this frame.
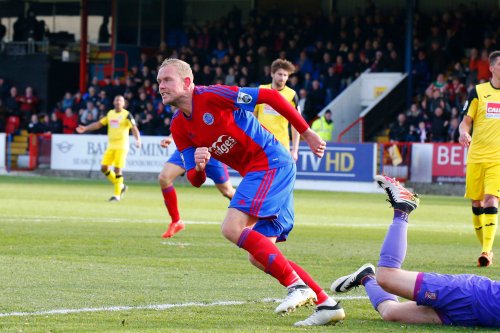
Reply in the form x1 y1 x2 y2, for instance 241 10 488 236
1 134 467 191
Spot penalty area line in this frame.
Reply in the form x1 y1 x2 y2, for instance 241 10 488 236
0 296 368 317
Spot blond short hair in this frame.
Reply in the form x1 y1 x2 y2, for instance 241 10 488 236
159 58 194 81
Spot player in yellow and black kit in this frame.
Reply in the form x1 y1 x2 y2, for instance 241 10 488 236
77 95 141 201
459 50 500 267
254 59 301 160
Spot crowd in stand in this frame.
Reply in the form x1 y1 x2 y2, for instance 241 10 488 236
0 2 499 141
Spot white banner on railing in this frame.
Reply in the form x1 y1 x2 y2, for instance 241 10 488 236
50 134 176 173
0 133 5 170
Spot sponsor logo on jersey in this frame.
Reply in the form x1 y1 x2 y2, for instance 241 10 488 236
484 94 491 98
237 92 252 104
110 118 121 128
486 102 500 118
263 104 280 116
208 135 237 156
203 112 215 125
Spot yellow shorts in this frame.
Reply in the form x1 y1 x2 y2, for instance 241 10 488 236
101 148 128 169
464 163 500 200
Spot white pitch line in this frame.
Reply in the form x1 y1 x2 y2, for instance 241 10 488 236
0 296 368 318
1 216 471 230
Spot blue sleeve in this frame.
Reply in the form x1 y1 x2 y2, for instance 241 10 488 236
180 147 196 171
235 87 259 111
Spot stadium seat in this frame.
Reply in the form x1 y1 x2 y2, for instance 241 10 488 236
5 116 20 134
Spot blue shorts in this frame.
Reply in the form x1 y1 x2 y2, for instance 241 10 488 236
415 272 500 327
168 149 229 184
229 163 296 242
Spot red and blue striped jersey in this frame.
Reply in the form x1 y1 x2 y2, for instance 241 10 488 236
171 85 293 176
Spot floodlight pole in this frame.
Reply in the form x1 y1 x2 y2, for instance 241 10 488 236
79 0 89 93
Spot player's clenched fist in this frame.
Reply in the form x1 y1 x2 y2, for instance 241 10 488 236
194 147 211 171
160 136 173 148
301 128 326 158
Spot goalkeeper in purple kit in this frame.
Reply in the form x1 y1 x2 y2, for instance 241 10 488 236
331 175 500 327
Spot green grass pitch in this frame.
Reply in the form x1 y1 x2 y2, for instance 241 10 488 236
0 175 498 332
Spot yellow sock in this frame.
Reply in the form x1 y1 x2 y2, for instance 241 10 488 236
105 170 117 184
482 207 498 253
114 175 124 197
472 207 484 246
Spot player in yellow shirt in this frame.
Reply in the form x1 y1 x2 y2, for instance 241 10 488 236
77 95 141 201
254 59 301 160
459 50 500 267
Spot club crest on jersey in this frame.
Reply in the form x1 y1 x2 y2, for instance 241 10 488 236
237 92 252 104
424 291 437 301
203 112 215 125
208 135 237 156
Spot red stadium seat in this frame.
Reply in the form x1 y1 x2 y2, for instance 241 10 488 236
5 116 20 134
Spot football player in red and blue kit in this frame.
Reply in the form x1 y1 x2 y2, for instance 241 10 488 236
157 58 344 326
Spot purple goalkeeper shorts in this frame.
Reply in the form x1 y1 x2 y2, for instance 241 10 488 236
414 272 500 327
168 149 229 184
229 163 295 242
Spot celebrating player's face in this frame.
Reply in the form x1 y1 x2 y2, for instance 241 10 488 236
271 68 289 90
157 65 186 105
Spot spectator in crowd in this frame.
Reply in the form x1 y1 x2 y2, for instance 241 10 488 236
413 50 432 96
47 112 62 134
406 103 423 128
18 86 39 119
5 86 20 117
96 90 111 110
61 91 74 110
0 21 6 45
101 77 114 98
417 121 429 143
445 76 467 109
61 107 78 134
386 50 404 72
425 73 447 98
88 76 101 92
308 80 326 117
389 113 408 142
447 117 460 143
27 114 43 134
111 77 125 98
98 16 110 44
13 14 26 41
137 109 155 136
80 101 98 125
0 77 9 100
469 48 491 83
297 88 314 124
429 107 448 142
84 86 99 105
311 109 334 141
405 124 420 142
72 91 85 111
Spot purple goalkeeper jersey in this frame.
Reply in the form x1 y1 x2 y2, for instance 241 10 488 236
415 272 500 327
